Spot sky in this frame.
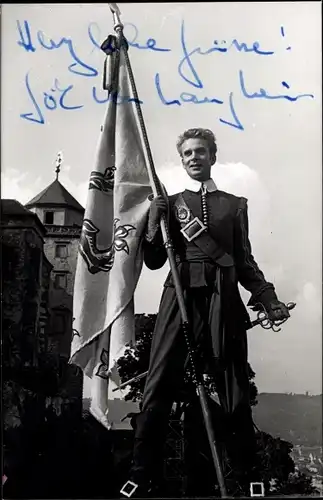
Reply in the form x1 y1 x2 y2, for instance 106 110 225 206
2 3 322 396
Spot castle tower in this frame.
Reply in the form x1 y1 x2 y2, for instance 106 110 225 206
25 154 84 360
24 155 85 417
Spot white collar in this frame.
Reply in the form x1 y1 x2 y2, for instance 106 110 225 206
185 177 217 193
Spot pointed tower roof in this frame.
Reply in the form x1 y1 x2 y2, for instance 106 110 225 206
25 153 84 212
25 179 84 212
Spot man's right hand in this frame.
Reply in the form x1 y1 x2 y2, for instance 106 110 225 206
149 195 168 225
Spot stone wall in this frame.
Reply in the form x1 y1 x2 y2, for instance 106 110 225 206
2 202 83 425
2 220 46 369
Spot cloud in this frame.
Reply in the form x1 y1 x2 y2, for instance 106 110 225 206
1 168 43 204
1 167 88 208
296 282 322 322
58 172 88 208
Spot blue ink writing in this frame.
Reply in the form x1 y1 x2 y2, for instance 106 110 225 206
44 93 56 110
55 79 85 110
239 69 314 101
21 73 83 125
17 16 313 133
230 40 274 55
155 73 243 131
280 25 291 51
219 92 244 131
178 20 275 90
17 20 98 77
20 72 44 124
155 73 181 105
17 20 36 52
180 92 223 105
87 21 171 53
123 23 171 52
36 30 98 77
92 85 143 105
88 22 102 51
178 19 203 89
155 73 223 106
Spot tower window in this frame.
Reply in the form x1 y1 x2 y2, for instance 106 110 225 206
55 244 68 258
44 211 54 224
54 273 67 289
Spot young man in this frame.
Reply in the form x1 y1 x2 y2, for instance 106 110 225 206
121 128 290 497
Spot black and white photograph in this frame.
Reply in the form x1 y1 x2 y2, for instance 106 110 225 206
1 2 322 499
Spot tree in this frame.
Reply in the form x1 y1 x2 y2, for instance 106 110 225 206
117 314 156 402
251 430 319 496
271 470 319 496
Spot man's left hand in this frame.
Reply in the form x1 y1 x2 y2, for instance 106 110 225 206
266 300 290 323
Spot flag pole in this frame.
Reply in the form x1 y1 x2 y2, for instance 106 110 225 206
106 4 228 497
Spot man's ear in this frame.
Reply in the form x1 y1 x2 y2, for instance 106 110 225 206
210 153 216 166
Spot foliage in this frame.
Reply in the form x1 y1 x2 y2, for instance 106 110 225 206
249 431 319 496
270 470 319 496
253 430 295 494
117 314 157 402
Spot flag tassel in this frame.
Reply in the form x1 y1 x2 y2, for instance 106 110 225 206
107 4 228 498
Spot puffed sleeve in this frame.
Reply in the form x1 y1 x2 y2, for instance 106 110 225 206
233 197 278 309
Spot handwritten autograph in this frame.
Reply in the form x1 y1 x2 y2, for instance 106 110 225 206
16 19 314 130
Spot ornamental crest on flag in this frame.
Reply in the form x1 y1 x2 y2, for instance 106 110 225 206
78 218 135 274
89 166 116 192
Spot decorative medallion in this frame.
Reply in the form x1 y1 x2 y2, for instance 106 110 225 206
175 205 191 224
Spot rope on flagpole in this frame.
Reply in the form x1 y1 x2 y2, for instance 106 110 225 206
105 4 228 498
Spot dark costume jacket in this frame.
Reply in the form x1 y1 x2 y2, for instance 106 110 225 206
142 188 277 414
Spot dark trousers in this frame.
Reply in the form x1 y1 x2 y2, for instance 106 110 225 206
130 285 256 485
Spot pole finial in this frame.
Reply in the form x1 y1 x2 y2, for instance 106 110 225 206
55 152 63 180
108 3 123 32
108 3 121 15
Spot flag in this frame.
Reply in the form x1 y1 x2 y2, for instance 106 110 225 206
70 45 152 429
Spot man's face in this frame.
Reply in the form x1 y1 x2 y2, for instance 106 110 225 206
180 138 214 182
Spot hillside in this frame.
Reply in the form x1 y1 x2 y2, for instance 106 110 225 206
253 393 322 446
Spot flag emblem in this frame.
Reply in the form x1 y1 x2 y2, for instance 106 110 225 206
95 349 110 380
78 218 136 274
89 166 116 192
